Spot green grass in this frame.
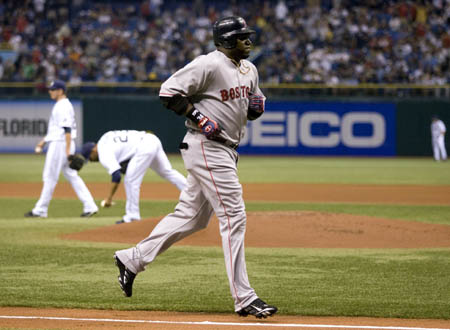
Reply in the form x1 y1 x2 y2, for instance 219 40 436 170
0 214 449 319
0 155 449 320
1 154 450 184
235 156 450 184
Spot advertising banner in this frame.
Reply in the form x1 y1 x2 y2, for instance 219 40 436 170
238 101 396 156
0 100 83 153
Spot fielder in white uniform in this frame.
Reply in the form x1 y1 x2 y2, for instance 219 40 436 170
81 130 187 224
114 16 277 319
25 80 98 218
431 115 447 161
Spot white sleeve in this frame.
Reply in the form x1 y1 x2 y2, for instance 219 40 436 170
98 142 121 175
54 102 74 128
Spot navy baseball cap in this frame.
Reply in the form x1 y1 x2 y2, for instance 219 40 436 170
81 142 96 161
48 79 66 91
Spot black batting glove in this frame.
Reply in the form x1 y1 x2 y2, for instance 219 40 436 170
187 108 222 140
198 116 221 140
247 93 265 120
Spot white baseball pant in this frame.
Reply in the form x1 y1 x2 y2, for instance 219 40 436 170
33 140 98 217
122 133 187 222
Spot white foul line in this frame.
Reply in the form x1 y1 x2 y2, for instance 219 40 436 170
1 315 449 330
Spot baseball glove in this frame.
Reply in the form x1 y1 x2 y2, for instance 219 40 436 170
119 159 130 174
68 154 85 171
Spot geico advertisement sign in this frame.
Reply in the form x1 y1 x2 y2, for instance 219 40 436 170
238 102 396 155
242 111 385 147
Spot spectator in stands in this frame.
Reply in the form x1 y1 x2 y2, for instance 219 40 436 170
0 0 449 86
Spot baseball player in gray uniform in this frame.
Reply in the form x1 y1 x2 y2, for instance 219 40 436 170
81 130 187 224
25 80 98 218
114 16 277 319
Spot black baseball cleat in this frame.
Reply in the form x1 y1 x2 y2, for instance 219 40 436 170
116 219 138 224
114 254 136 297
237 298 278 319
80 211 97 217
24 211 45 218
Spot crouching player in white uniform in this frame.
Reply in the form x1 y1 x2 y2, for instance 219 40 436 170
25 80 99 218
81 130 187 224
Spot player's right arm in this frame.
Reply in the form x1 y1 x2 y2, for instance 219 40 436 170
97 139 122 176
160 95 221 140
159 55 208 115
104 175 120 207
96 138 123 204
35 138 45 152
159 56 220 139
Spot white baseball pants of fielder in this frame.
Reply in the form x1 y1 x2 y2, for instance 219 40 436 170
122 133 187 222
115 131 258 311
432 136 447 161
32 140 98 217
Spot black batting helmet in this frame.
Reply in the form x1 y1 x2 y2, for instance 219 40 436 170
213 16 255 49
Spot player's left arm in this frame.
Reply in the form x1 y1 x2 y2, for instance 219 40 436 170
55 104 75 157
64 129 71 157
247 68 266 121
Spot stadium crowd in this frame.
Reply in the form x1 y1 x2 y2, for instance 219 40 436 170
0 0 449 87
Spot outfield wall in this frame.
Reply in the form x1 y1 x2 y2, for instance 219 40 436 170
1 95 449 156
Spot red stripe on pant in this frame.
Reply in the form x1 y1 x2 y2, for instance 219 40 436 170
200 141 243 309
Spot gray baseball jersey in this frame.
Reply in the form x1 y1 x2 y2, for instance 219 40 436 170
116 50 264 311
160 50 265 144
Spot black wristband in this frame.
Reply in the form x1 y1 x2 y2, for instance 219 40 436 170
160 95 189 115
247 108 263 120
186 108 206 125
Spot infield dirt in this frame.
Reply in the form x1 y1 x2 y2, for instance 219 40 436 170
3 182 450 205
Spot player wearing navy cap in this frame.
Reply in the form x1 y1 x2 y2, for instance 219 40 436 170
82 130 187 224
25 80 98 218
